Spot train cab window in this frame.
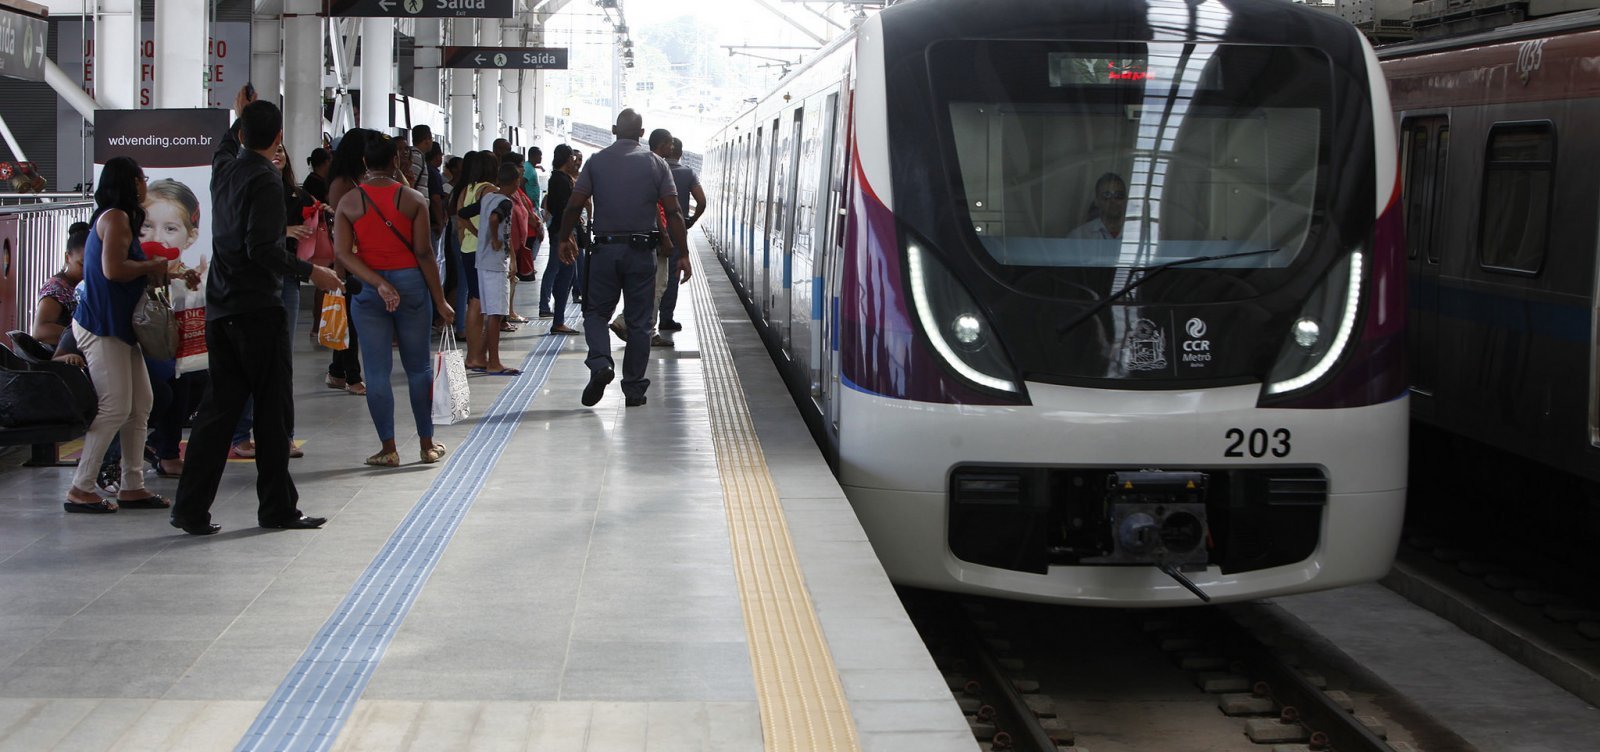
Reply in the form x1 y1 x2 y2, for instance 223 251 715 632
1478 122 1555 275
932 40 1331 273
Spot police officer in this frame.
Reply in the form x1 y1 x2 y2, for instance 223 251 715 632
558 109 691 408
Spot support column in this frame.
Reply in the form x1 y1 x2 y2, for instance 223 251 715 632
249 14 282 106
96 0 142 110
360 19 395 131
449 19 475 153
414 20 442 106
499 16 521 141
476 18 500 149
524 23 543 146
284 0 324 164
157 0 212 107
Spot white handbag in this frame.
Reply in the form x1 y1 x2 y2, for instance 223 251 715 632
431 328 470 425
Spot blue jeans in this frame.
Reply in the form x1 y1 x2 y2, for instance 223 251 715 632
582 244 656 399
234 276 301 444
539 250 577 325
658 248 683 322
351 267 435 442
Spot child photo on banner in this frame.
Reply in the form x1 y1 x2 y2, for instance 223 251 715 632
141 178 209 373
95 108 231 376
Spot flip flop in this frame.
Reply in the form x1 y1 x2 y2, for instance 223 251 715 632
64 498 118 514
484 368 523 376
550 325 579 335
117 493 172 509
466 366 488 373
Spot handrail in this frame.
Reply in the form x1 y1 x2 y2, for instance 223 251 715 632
4 201 95 337
0 195 94 212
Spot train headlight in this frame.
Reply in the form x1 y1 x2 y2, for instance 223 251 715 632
1292 318 1320 349
905 238 1020 394
951 313 984 349
1265 250 1363 395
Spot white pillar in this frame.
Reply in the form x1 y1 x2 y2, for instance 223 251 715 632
96 0 142 110
414 20 442 105
249 15 282 106
476 18 500 149
360 19 395 131
156 0 212 108
499 17 521 140
524 24 542 146
284 0 324 164
449 19 475 153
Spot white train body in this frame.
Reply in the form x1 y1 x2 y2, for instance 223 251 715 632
702 0 1407 606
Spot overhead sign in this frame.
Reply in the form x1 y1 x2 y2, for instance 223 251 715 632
0 6 48 82
324 0 513 19
442 46 569 70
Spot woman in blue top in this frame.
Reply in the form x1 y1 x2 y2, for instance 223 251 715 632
64 157 189 514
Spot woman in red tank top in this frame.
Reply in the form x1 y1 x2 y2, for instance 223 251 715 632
333 133 455 467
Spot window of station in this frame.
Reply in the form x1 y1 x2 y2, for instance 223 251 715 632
1478 122 1555 275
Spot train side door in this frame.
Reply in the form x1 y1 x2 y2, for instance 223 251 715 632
777 107 806 352
812 92 843 419
748 128 765 291
761 118 781 324
1401 115 1449 413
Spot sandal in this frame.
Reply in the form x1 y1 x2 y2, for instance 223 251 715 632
550 325 579 335
507 314 530 324
364 450 400 467
326 374 347 390
230 442 256 459
483 368 522 376
421 442 448 464
499 322 519 332
346 382 367 396
289 442 305 459
117 493 172 509
152 459 183 478
64 498 118 514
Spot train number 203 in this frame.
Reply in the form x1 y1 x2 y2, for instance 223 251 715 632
1224 428 1291 458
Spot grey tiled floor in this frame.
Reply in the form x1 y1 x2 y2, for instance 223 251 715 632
0 239 968 751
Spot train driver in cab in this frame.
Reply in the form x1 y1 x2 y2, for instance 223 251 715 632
1068 172 1129 240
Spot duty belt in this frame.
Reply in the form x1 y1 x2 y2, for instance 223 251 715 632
592 231 661 250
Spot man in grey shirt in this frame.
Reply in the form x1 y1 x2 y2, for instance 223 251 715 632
658 137 706 332
557 109 691 408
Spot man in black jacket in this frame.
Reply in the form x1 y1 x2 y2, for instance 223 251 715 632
170 87 341 535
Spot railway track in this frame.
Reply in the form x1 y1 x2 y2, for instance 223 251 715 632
903 589 1466 751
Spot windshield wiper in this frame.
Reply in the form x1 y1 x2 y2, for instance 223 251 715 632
1055 247 1280 337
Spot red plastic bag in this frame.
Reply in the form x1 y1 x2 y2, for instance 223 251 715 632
299 202 336 265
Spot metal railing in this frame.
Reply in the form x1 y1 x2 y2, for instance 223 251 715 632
4 199 94 337
0 192 93 207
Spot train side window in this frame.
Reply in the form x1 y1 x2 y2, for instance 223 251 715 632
1478 122 1555 275
1429 127 1449 264
1402 125 1430 260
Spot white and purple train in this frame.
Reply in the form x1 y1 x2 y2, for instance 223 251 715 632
701 0 1408 605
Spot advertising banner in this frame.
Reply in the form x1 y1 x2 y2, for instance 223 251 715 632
54 20 250 192
95 108 230 373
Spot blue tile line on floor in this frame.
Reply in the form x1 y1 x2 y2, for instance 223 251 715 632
238 328 571 752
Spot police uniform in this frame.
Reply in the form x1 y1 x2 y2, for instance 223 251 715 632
574 136 678 401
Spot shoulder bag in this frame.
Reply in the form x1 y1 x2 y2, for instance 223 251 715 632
131 285 179 360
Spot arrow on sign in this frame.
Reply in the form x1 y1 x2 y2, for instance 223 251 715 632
474 54 486 64
377 0 394 10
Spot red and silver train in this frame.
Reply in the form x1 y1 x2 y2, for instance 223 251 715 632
701 0 1408 605
1382 13 1600 550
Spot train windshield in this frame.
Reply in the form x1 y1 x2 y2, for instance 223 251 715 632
933 40 1333 271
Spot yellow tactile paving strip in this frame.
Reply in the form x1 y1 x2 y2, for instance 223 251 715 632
688 247 863 752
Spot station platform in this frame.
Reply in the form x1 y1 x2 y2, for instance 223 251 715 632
0 238 975 752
